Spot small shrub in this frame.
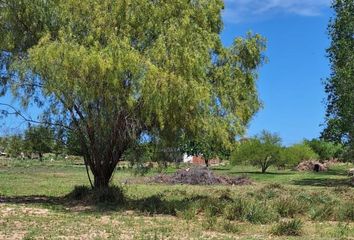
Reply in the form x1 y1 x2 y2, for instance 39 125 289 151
223 198 278 224
197 198 224 217
68 185 91 200
333 186 350 193
339 202 354 221
202 215 217 230
220 220 239 233
218 189 233 202
264 183 285 190
332 222 350 239
272 219 303 236
176 207 196 221
93 185 125 205
309 201 337 221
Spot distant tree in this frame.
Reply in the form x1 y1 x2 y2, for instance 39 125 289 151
6 135 24 158
304 139 343 161
182 135 229 167
66 129 83 156
280 143 319 167
52 128 67 158
231 131 282 173
24 126 54 160
0 137 7 153
322 0 354 160
123 142 154 175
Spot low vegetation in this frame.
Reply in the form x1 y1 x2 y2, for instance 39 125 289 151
0 157 353 239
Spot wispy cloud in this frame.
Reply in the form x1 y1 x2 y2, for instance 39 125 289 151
224 0 331 23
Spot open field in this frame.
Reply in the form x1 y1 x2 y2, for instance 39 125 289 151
0 158 353 240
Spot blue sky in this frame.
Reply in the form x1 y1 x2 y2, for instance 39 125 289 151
1 0 333 145
222 0 332 145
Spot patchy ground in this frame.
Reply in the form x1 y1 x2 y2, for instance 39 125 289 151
152 167 252 185
0 158 353 239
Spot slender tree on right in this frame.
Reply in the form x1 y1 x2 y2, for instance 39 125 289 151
322 0 354 160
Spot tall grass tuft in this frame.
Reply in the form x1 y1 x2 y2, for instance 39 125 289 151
271 219 303 236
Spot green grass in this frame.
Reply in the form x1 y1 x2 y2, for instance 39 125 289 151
212 163 353 187
0 157 353 239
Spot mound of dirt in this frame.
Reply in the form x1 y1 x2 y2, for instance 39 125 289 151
152 167 252 185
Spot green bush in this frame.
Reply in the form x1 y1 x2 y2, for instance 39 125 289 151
304 139 344 160
271 219 303 236
280 143 319 167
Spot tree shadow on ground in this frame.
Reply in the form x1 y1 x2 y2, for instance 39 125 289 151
292 178 353 187
0 193 210 216
227 171 296 176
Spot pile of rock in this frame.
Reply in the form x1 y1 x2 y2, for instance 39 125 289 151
152 167 252 186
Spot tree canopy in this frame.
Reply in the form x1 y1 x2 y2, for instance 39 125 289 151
0 0 266 188
322 0 354 160
231 131 282 173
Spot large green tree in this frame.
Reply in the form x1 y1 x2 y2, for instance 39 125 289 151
322 0 354 160
0 0 266 188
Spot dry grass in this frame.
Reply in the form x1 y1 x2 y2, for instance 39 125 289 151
0 158 353 239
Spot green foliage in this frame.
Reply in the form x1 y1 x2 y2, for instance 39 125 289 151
322 0 354 156
0 0 266 188
339 201 354 221
304 139 344 160
223 197 249 221
182 136 229 167
231 130 282 173
220 220 239 233
123 142 154 176
280 143 319 167
332 222 351 239
24 125 54 160
275 196 306 217
223 197 278 224
271 219 303 236
66 130 83 156
5 135 24 158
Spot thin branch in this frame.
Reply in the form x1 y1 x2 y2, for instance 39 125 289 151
0 102 72 130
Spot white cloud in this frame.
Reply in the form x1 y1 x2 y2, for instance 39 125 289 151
224 0 331 23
